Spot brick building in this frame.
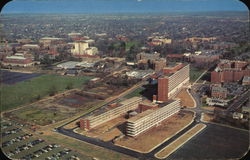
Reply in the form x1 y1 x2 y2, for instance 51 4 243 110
211 85 228 99
2 53 34 67
136 52 166 71
154 63 190 103
211 60 250 83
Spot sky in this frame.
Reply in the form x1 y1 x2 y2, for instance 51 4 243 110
1 0 248 14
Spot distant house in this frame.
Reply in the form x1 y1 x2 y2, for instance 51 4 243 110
22 44 40 50
242 76 250 85
232 112 243 119
56 61 79 69
242 106 250 113
65 70 78 76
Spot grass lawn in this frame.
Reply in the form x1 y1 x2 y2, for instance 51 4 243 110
14 106 70 126
190 66 205 82
43 133 137 160
124 87 144 99
113 41 139 51
0 74 92 111
126 41 139 51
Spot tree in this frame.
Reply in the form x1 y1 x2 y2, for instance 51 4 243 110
126 45 138 61
66 82 73 90
49 85 57 96
36 94 41 101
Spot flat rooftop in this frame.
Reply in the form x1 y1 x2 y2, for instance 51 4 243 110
139 102 158 107
158 99 176 108
127 109 155 123
127 99 177 123
164 62 181 68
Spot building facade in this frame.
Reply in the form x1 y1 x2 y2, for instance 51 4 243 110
2 53 34 67
211 85 228 99
126 99 181 137
80 97 143 130
71 41 98 56
155 63 190 103
211 60 250 83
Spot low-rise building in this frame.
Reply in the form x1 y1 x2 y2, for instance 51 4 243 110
39 37 63 47
242 106 250 113
2 53 34 67
211 85 228 99
56 61 79 69
22 44 40 50
242 76 250 85
126 70 154 79
206 98 228 107
233 112 243 119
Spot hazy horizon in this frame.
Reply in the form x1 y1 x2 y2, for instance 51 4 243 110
1 0 248 14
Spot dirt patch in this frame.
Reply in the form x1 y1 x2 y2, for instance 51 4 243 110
176 89 195 108
115 111 194 153
202 106 215 112
98 128 122 142
202 113 215 122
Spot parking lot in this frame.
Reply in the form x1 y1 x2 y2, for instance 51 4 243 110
1 119 90 160
166 124 249 160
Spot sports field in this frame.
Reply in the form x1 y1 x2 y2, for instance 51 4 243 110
0 74 92 111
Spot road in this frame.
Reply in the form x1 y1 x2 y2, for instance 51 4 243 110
226 90 250 114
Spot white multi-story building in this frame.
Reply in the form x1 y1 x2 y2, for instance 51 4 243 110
80 97 143 130
126 99 181 137
71 41 98 56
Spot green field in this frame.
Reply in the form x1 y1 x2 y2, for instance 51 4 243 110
13 105 71 126
125 41 139 51
190 66 205 83
0 74 92 111
124 87 144 99
113 41 140 51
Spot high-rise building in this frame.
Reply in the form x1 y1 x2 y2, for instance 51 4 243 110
154 63 190 103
